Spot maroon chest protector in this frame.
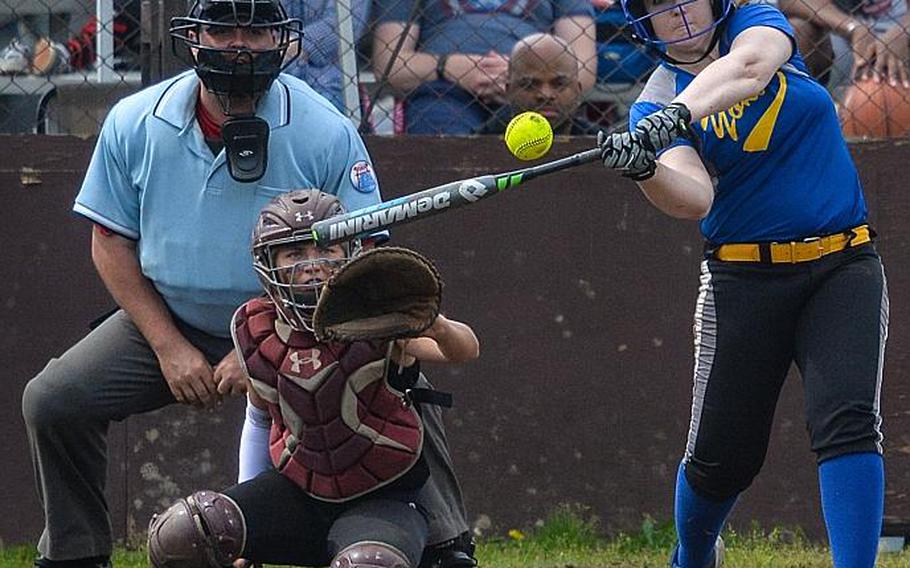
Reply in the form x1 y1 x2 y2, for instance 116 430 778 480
232 298 424 502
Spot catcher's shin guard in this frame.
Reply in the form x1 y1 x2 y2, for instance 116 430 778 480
148 490 246 567
331 542 411 568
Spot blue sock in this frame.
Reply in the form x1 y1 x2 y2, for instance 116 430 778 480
819 452 883 568
675 462 737 568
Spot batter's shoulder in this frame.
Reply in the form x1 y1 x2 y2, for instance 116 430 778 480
636 65 679 107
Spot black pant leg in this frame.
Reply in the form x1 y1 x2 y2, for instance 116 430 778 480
684 259 804 500
795 245 888 462
223 469 335 566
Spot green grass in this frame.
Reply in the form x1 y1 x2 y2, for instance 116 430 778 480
4 506 909 567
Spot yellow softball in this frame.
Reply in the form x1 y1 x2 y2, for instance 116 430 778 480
504 111 553 161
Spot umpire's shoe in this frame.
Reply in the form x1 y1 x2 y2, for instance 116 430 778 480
669 536 725 568
35 556 112 568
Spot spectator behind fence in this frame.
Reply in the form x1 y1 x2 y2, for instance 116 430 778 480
0 17 67 75
780 0 910 89
0 18 34 74
372 0 597 134
0 0 140 76
283 0 371 112
64 0 141 72
476 33 601 135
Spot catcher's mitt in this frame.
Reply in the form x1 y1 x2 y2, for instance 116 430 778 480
313 247 443 342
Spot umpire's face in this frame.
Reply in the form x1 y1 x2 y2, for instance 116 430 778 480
198 24 278 52
188 22 282 111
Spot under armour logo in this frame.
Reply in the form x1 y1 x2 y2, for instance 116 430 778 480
295 210 315 223
289 349 321 373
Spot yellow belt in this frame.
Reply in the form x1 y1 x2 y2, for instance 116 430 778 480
714 225 872 264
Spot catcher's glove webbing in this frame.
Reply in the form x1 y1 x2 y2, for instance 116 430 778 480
313 247 443 342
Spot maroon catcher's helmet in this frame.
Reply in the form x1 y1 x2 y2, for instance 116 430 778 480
252 189 358 330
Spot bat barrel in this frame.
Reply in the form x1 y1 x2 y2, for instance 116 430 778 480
312 175 497 245
311 147 600 246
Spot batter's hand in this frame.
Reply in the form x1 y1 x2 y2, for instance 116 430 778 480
215 350 249 397
635 102 693 153
156 340 219 408
598 130 657 180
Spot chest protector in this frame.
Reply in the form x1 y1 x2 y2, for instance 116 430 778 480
232 298 424 502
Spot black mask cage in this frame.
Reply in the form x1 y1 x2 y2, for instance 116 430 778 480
170 0 302 113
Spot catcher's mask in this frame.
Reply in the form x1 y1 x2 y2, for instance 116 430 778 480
170 0 302 113
621 0 734 64
252 189 361 331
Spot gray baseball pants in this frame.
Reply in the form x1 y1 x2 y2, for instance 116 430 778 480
21 310 234 561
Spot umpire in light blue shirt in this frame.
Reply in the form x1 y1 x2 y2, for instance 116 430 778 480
21 1 383 567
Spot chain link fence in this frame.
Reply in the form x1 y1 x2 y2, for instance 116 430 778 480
0 0 141 134
0 0 907 137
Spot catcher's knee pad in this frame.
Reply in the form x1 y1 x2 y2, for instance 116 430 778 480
685 457 758 502
148 490 246 568
332 542 412 568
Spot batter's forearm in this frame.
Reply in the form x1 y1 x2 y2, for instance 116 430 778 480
672 55 775 123
671 27 793 122
637 163 714 220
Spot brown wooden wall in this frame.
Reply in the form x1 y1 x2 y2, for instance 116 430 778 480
1 134 908 548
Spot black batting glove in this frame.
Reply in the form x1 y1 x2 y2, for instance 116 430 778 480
597 130 657 181
634 102 692 154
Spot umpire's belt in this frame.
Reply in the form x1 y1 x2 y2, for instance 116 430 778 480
711 225 872 264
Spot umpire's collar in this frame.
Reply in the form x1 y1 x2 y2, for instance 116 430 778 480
153 70 292 134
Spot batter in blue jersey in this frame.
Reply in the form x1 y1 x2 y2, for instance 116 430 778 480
598 1 888 567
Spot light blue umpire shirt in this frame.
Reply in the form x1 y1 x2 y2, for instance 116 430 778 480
74 69 383 337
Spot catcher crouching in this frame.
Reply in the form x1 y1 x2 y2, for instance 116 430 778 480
148 189 480 568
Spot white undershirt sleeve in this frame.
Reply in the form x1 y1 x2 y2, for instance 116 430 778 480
238 398 274 483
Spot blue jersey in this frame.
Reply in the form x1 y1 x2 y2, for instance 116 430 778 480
74 71 383 336
629 2 867 244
